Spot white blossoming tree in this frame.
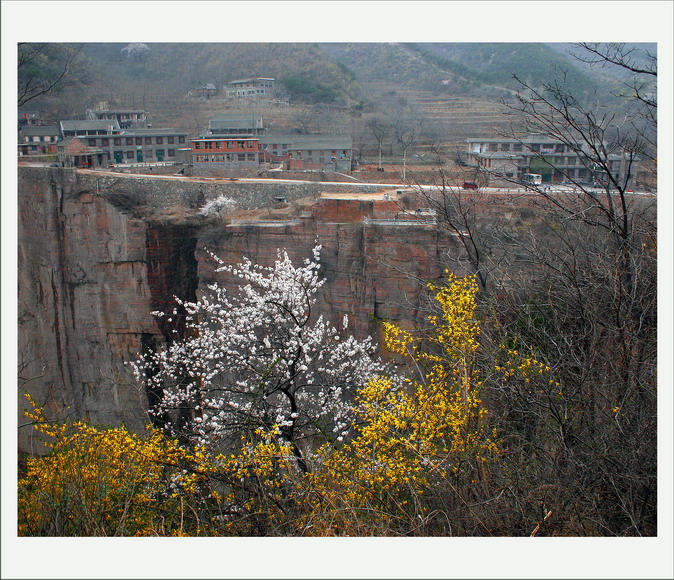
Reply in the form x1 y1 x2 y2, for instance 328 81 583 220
132 245 384 472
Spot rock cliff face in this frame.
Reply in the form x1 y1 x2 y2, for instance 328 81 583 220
17 167 469 452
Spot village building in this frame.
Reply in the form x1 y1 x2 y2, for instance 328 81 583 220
193 84 217 99
57 137 105 168
190 136 260 173
82 128 189 164
225 78 275 99
465 134 627 184
18 111 41 127
86 108 148 129
288 135 353 172
60 119 122 138
258 134 354 172
18 125 62 156
206 114 266 136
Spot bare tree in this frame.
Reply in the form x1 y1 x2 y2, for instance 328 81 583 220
406 43 658 535
393 106 422 182
484 43 658 536
366 114 392 169
18 43 86 107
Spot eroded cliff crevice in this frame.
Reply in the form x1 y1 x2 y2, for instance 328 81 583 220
18 167 468 453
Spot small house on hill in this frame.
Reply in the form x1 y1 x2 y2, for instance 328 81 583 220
194 84 217 99
226 78 275 99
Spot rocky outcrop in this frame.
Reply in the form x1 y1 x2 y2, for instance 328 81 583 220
16 167 465 452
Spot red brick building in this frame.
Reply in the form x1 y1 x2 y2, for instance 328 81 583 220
190 136 260 173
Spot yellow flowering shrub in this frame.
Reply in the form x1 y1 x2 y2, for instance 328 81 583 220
18 394 221 536
304 273 500 534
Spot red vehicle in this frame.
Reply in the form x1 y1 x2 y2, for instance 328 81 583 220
462 181 478 190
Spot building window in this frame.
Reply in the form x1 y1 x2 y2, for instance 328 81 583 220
101 138 109 146
168 149 175 157
126 138 133 145
179 136 185 143
489 143 498 152
156 137 163 144
513 143 523 152
114 138 121 146
136 138 143 145
247 153 256 161
88 138 97 146
168 136 174 144
555 144 565 153
205 142 213 149
195 142 202 149
238 153 246 161
145 137 152 145
126 151 134 159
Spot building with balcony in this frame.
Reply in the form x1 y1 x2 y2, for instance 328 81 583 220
465 134 625 184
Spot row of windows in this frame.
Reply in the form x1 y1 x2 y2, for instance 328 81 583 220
108 149 176 160
486 142 570 153
87 136 185 147
194 153 257 162
194 141 256 150
27 135 58 142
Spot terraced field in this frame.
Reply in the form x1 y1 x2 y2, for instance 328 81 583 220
364 82 510 146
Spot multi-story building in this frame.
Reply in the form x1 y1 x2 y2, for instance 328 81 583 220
226 78 275 99
190 136 260 173
465 134 625 184
66 127 187 164
287 135 353 172
259 134 353 172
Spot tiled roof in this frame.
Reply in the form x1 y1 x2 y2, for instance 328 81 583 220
60 119 121 131
21 125 61 137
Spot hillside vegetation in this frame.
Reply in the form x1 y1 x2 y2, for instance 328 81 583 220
20 42 655 159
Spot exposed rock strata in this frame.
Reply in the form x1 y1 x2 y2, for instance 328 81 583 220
16 167 488 452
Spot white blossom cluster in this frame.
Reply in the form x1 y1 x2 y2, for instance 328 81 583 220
132 245 386 452
199 195 236 218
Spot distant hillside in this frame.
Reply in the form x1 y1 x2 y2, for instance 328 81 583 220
21 42 656 157
80 42 363 105
317 42 608 102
